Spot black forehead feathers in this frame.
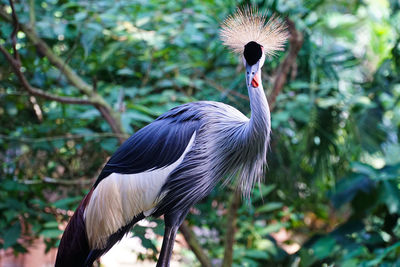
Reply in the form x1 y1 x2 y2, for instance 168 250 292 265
243 41 262 66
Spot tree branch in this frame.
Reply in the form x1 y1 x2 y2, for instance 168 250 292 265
0 132 130 143
8 0 20 62
0 1 124 134
268 18 304 110
204 78 249 102
19 176 93 186
96 105 125 143
28 0 35 30
179 221 212 267
221 191 241 267
0 7 93 96
0 46 95 105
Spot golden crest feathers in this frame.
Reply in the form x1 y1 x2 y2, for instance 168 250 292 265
220 7 288 57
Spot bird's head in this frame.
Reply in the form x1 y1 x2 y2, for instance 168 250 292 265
243 41 265 88
220 7 288 88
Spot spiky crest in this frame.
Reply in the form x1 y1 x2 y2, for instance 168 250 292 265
220 6 288 57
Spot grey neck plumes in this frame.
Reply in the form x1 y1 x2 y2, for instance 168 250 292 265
234 69 270 198
248 70 271 141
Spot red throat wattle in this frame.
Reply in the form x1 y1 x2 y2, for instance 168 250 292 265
251 73 259 88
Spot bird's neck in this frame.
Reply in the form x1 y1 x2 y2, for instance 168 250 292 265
248 70 271 140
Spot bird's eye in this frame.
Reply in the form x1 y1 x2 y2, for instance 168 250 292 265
252 72 254 74
247 72 249 74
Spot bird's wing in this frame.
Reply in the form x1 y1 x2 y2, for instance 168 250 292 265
94 103 201 187
84 103 201 250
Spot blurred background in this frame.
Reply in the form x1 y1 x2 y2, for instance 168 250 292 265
1 0 400 266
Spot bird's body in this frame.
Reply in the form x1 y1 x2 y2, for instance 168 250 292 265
56 99 270 266
56 7 287 267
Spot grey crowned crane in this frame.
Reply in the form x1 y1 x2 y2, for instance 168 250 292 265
55 7 288 267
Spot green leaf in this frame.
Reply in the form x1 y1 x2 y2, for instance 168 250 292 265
351 162 378 177
245 249 269 260
71 128 93 135
74 12 87 21
316 97 340 108
253 184 276 201
5 102 18 115
239 258 259 267
255 202 283 213
43 221 60 229
380 181 400 214
52 196 81 209
259 222 289 235
290 81 310 90
117 68 134 76
101 43 121 63
41 229 63 239
101 138 118 153
3 222 21 249
131 225 146 236
80 27 100 58
122 110 154 124
77 109 100 119
152 221 164 236
365 241 400 266
51 139 65 149
130 104 158 117
330 174 375 208
2 180 19 191
311 236 336 260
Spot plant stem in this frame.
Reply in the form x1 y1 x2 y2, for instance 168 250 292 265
221 191 241 267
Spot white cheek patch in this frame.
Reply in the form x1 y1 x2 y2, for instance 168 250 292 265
84 132 196 250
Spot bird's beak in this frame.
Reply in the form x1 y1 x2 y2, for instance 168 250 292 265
245 61 261 88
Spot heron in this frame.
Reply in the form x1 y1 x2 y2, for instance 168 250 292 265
55 7 287 267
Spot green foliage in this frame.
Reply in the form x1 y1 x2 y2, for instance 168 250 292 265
294 161 400 266
1 0 400 266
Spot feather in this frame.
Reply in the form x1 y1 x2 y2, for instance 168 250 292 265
94 111 200 187
220 6 288 57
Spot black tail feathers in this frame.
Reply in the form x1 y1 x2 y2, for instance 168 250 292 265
55 190 93 267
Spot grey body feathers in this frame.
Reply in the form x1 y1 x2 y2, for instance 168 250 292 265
154 86 270 216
